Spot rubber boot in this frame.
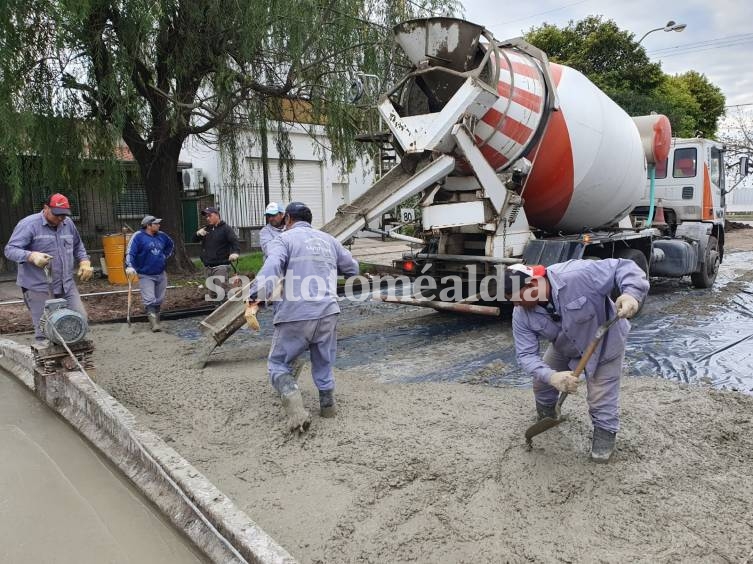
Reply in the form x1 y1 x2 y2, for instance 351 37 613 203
536 402 557 421
319 389 336 418
276 374 310 433
591 426 617 463
147 309 160 332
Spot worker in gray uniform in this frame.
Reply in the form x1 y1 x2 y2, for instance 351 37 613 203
4 193 93 341
503 259 649 462
259 202 285 259
245 202 359 432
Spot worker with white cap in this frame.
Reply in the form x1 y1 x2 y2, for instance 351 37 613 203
503 259 649 462
260 202 285 259
125 215 174 332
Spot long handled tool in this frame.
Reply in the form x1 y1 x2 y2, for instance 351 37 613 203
126 276 133 328
525 315 620 447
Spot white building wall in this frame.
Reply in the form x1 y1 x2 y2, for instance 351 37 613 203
180 124 375 228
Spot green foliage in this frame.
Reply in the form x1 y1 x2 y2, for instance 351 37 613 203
524 15 726 137
1 0 460 199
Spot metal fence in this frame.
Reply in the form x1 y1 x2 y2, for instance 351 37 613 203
211 183 267 229
0 180 150 274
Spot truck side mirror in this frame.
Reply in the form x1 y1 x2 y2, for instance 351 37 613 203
740 156 753 176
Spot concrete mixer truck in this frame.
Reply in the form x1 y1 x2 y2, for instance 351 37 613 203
195 17 738 359
321 16 733 315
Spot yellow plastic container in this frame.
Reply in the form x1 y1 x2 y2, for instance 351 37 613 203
102 232 131 285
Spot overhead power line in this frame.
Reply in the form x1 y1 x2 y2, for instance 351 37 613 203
647 33 753 58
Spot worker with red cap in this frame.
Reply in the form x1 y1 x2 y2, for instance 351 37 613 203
4 193 93 342
503 259 649 462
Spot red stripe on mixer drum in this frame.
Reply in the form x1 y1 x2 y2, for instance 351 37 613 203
496 81 543 113
494 55 541 80
520 62 573 227
480 109 535 146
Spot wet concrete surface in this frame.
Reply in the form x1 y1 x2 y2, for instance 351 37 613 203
168 250 753 395
0 370 206 564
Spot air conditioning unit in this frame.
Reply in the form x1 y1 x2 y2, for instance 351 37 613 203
182 168 203 192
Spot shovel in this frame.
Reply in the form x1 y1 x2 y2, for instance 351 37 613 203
524 315 620 447
126 276 133 328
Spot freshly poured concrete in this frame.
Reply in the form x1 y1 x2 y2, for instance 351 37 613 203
0 370 205 564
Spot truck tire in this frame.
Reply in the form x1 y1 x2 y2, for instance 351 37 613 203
691 236 720 289
614 248 649 277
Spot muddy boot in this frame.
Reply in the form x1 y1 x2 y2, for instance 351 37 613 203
147 309 161 332
319 389 336 418
591 426 616 463
276 374 310 433
536 402 557 421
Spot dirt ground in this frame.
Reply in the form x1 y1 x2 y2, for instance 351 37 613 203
76 224 753 563
6 224 753 562
0 275 209 334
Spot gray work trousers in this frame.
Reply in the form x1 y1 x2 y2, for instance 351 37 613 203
533 344 625 433
267 314 338 393
23 286 87 341
204 264 233 301
138 272 167 309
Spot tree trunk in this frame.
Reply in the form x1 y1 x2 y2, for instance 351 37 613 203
139 142 195 274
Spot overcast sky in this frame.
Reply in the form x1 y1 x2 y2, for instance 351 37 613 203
459 0 753 109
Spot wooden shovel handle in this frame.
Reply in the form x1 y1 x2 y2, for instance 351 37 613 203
555 316 619 410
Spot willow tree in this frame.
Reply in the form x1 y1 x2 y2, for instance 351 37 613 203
0 0 459 270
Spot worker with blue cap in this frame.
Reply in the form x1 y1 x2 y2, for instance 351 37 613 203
244 202 359 433
503 259 649 462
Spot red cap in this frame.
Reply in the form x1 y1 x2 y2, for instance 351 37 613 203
48 193 71 216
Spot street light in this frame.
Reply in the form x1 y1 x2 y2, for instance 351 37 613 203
637 20 687 45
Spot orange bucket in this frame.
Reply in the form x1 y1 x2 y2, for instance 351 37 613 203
102 232 132 285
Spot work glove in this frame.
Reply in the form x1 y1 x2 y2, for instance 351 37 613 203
28 251 52 268
125 267 138 280
228 253 239 261
77 260 94 281
245 301 260 331
196 228 207 237
615 293 640 319
548 371 580 394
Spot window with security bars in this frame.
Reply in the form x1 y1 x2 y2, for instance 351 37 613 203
115 182 149 219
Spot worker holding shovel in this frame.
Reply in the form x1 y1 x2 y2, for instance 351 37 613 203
503 259 649 462
125 215 174 332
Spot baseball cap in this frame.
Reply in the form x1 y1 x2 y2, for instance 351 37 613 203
141 215 163 227
265 202 283 215
503 263 546 296
201 206 219 216
47 193 71 216
284 201 311 220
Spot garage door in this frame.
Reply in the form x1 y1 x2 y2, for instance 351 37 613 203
247 159 324 227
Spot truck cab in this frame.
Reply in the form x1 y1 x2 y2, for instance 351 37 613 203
631 138 726 288
634 137 726 231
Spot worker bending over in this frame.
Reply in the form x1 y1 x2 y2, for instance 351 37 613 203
504 259 649 462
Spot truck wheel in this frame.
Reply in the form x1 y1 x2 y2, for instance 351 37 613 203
614 248 649 277
690 236 720 289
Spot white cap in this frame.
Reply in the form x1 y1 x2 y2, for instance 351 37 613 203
265 202 283 215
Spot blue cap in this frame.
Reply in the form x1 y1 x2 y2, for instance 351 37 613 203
285 201 311 220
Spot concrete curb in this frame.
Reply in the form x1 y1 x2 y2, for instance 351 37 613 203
0 338 296 564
